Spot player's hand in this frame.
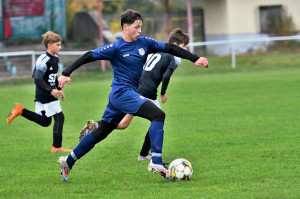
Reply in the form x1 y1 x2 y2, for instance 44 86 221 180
51 89 61 98
58 75 71 88
161 94 168 104
195 57 208 68
58 90 65 101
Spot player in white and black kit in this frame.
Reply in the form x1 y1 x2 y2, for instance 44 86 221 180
7 31 71 153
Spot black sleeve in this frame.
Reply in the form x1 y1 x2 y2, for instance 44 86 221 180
161 68 174 96
55 76 61 90
62 51 96 76
164 43 199 63
34 78 53 94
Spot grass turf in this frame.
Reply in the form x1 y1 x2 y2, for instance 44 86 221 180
0 53 299 198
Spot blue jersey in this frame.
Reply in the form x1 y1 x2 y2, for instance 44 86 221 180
91 36 165 91
62 36 199 126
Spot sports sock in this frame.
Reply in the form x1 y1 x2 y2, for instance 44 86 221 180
53 112 64 148
152 153 163 164
140 130 151 156
53 133 62 148
149 121 164 164
67 133 97 168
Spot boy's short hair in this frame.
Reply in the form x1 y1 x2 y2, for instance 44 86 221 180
120 9 143 29
168 28 190 46
42 31 62 49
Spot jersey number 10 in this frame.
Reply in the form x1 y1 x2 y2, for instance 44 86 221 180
143 54 161 71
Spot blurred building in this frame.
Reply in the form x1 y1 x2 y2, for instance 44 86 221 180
0 0 66 41
202 0 300 55
70 11 117 45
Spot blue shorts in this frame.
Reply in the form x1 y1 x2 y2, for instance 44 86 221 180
101 86 148 126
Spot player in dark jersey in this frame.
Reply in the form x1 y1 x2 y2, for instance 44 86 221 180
7 31 71 153
139 28 190 161
57 9 208 182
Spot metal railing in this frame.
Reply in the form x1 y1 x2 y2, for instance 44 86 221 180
0 51 87 71
189 35 300 68
1 35 300 71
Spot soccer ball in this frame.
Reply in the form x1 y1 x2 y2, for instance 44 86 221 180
169 158 193 181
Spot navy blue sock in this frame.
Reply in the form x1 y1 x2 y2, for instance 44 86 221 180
149 121 164 164
67 133 97 168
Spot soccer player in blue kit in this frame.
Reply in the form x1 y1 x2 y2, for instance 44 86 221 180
117 28 192 161
57 9 208 182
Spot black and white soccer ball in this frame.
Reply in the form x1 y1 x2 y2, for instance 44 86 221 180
169 158 193 181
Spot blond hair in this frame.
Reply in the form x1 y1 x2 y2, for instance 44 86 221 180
42 31 62 49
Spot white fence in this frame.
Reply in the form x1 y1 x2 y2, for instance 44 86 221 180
0 35 300 72
189 35 300 68
0 51 87 72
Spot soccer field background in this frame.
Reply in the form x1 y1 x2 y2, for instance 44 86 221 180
0 54 299 198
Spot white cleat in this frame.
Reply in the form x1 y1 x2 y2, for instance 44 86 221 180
58 156 70 182
138 154 152 161
148 160 170 179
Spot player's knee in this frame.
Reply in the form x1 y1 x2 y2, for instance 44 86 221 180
52 112 64 127
153 109 165 122
92 120 116 142
58 112 65 122
41 117 52 127
54 112 64 122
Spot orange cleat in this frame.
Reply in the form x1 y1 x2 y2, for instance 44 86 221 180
51 146 72 153
7 103 24 124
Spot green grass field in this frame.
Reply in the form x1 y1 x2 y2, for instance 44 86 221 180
0 54 299 198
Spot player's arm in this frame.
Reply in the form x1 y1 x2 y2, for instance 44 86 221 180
160 68 174 104
58 51 96 88
164 43 208 68
34 78 53 93
59 44 115 88
62 51 95 77
147 38 207 67
34 78 61 98
33 59 53 93
55 75 62 91
116 114 134 130
55 76 65 101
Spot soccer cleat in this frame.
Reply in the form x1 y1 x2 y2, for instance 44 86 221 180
7 103 24 124
138 154 152 161
79 120 97 142
51 146 72 153
148 160 170 179
58 156 70 182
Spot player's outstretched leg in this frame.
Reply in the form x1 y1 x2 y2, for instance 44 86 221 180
57 132 97 182
7 103 24 124
58 156 70 182
57 120 115 182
